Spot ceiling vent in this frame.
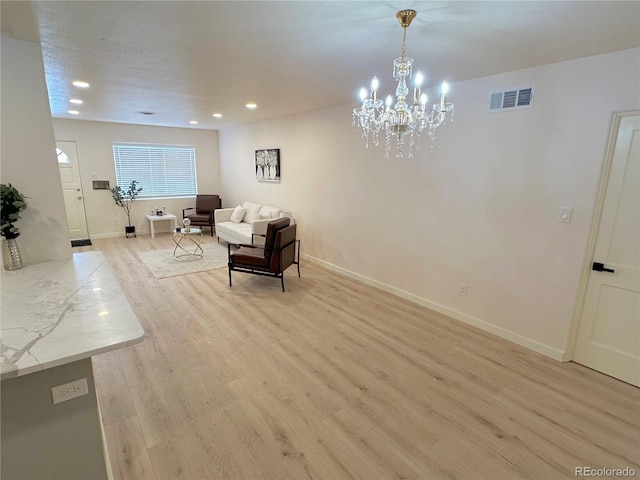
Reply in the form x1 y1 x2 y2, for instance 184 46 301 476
488 86 534 112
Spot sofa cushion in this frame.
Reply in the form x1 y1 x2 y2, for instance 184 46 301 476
216 221 252 244
242 202 262 224
230 205 246 223
259 205 282 219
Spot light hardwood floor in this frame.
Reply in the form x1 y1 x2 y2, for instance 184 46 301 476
80 235 639 480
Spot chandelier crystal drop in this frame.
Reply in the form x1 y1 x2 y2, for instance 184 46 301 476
352 9 454 158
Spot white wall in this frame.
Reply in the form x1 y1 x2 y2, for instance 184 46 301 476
52 119 220 238
0 35 71 264
219 48 640 359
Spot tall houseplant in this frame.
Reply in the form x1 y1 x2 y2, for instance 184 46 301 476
111 180 142 238
1 183 28 270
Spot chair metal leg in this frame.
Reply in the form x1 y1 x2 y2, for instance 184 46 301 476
281 274 285 292
227 243 233 286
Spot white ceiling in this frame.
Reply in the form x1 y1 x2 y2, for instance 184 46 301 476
2 1 639 131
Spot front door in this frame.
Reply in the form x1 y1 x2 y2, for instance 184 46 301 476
572 113 640 386
57 141 89 241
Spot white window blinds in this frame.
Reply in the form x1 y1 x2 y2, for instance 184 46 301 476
112 143 197 198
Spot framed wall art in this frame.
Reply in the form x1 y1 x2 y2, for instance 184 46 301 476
255 148 280 182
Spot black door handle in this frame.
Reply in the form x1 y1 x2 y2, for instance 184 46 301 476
592 262 615 273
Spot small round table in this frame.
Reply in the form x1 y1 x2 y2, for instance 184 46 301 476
172 227 203 261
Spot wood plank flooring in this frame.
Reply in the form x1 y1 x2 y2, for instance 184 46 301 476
80 235 639 480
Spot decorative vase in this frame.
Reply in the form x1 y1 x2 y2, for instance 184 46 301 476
125 226 136 238
2 238 23 270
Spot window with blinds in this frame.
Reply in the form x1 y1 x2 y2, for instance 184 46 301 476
112 143 198 198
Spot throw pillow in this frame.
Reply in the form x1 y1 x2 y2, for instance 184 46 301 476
230 205 246 223
242 201 262 224
259 205 282 219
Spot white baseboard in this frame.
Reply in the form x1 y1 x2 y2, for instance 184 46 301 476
89 232 126 240
302 253 566 362
89 229 152 240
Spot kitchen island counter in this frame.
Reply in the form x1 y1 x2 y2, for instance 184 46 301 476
1 250 144 379
1 250 144 480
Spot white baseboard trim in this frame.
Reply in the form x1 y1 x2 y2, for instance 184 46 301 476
89 228 159 240
90 232 128 239
302 253 565 362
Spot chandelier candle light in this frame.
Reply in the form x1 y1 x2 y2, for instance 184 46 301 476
353 9 454 158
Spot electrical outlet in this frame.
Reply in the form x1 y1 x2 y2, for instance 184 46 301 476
51 378 88 404
458 284 468 296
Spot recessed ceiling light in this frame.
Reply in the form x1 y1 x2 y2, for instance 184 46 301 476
68 110 80 115
69 98 83 104
212 113 223 118
72 81 90 88
189 120 198 125
246 103 257 109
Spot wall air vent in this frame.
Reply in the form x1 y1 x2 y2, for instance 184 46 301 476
488 86 535 112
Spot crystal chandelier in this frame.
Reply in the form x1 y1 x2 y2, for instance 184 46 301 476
352 9 454 158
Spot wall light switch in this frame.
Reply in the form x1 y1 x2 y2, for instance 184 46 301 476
559 207 572 223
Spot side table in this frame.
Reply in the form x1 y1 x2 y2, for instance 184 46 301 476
146 213 178 238
173 228 203 261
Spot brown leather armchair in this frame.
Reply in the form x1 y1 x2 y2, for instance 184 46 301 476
182 194 221 236
228 217 300 292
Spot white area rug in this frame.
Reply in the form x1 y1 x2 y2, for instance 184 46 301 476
137 242 229 279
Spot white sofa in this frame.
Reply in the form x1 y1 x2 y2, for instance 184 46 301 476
215 201 293 246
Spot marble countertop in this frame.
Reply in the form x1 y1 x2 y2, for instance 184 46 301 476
0 251 145 380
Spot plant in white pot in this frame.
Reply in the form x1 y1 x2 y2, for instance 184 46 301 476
0 183 28 270
111 180 142 238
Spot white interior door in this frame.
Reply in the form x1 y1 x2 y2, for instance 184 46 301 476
573 113 640 387
57 141 89 241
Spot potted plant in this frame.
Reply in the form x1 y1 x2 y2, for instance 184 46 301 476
1 183 28 270
111 180 142 238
